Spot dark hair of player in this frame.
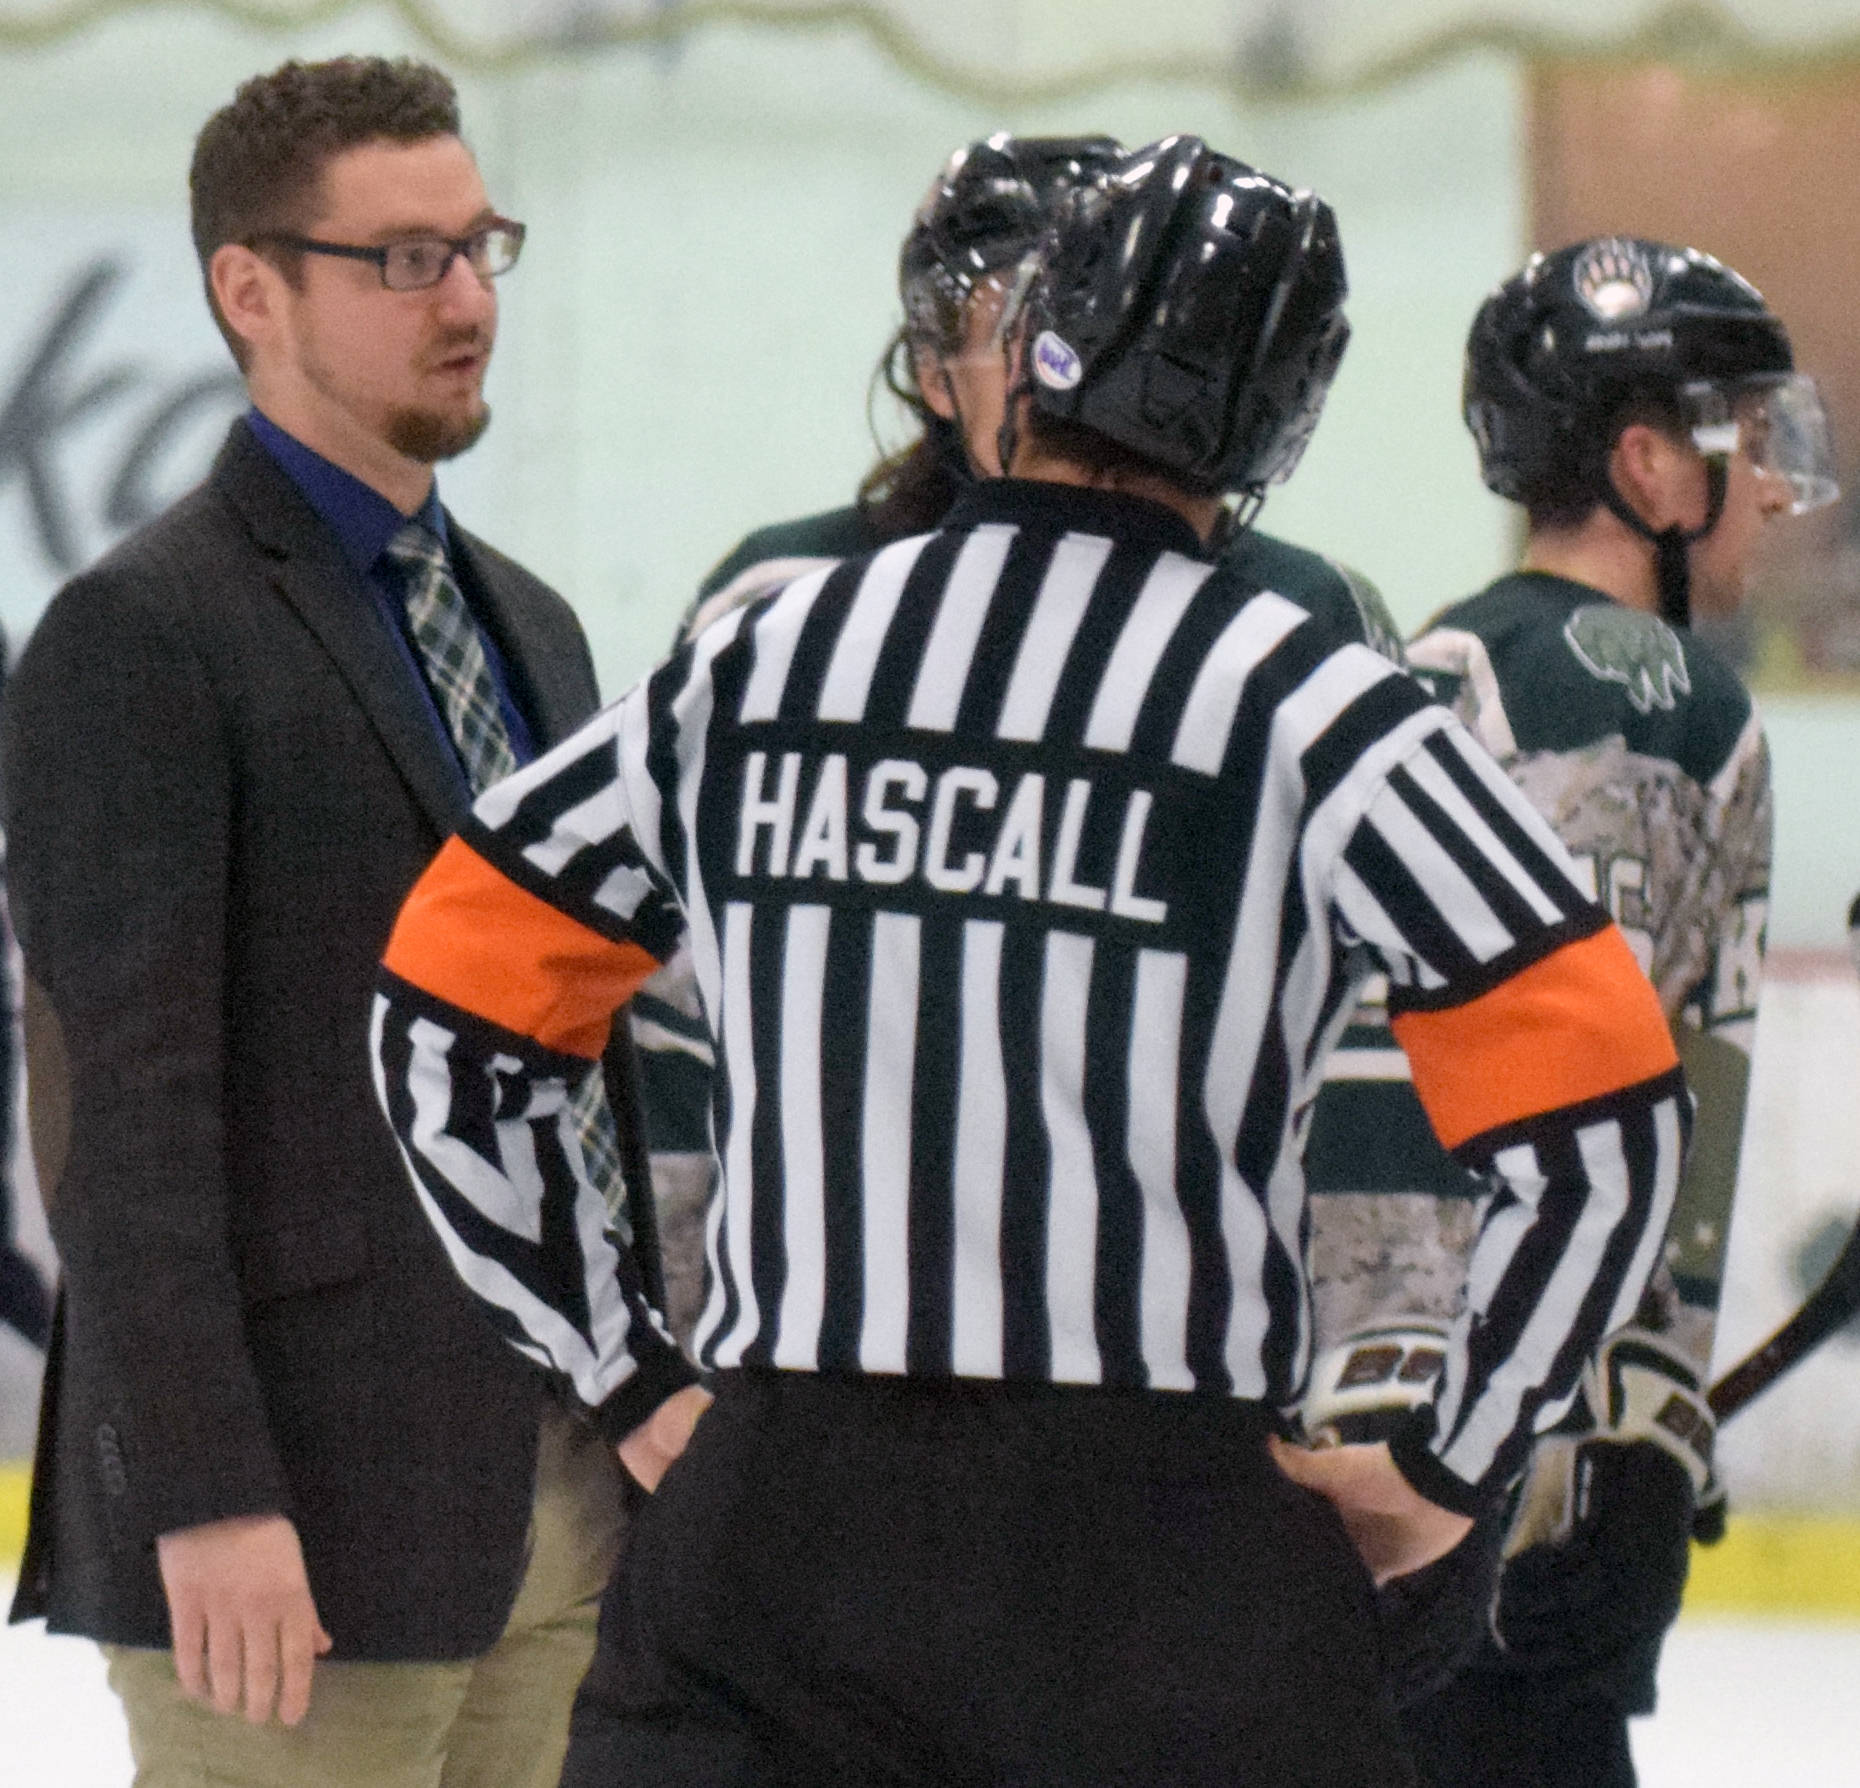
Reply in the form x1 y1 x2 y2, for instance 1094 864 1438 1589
856 335 969 539
1518 387 1689 532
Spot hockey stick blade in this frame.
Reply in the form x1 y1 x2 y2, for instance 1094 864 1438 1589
1705 896 1860 1423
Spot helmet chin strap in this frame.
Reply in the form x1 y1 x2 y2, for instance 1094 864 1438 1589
925 405 975 487
994 382 1027 481
1205 489 1265 555
981 351 1044 483
937 362 1025 482
1599 458 1728 629
932 370 983 484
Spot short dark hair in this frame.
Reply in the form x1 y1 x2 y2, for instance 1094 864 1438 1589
189 57 461 365
1523 384 1690 533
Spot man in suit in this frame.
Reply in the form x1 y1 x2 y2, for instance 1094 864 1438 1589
2 56 680 1787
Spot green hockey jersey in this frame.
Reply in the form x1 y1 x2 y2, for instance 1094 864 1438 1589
1308 570 1769 1386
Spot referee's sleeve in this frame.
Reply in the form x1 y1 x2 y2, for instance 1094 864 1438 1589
371 690 700 1444
1327 715 1688 1509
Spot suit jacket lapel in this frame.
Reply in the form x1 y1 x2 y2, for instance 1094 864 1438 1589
210 424 471 838
448 521 599 747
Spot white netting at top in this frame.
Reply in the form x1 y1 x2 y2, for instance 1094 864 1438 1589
3 0 1860 96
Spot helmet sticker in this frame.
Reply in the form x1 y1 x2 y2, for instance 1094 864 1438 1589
1032 329 1083 390
1573 238 1655 323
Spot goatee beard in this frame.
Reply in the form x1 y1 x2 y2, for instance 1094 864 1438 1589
387 401 491 463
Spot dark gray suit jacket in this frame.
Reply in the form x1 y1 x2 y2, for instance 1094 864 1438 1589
4 420 611 1657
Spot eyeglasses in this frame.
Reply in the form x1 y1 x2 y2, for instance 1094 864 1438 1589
251 219 526 291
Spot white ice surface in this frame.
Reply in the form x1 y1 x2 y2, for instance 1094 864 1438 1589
1630 1616 1860 1787
1 1588 132 1784
2 1580 1857 1786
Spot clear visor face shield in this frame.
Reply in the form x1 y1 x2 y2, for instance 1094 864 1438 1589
938 255 1040 368
905 254 1041 377
1683 374 1841 515
907 257 1043 478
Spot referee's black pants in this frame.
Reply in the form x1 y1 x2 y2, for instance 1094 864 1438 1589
561 1369 1417 1787
1402 1672 1638 1788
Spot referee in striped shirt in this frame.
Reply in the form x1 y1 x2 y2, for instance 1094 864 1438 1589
372 137 1688 1786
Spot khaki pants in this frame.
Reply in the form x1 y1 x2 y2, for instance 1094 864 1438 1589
106 1401 627 1788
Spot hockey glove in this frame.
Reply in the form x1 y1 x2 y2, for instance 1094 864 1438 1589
1490 1326 1716 1704
1299 1320 1449 1451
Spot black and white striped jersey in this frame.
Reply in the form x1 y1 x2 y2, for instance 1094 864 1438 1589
374 478 1687 1503
632 500 1411 1351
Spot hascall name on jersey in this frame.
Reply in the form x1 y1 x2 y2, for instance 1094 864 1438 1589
724 747 1176 925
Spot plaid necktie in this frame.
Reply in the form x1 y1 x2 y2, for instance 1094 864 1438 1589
383 521 628 1221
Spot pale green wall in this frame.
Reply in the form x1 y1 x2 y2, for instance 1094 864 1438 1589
0 8 1523 674
2 8 1855 943
454 32 1524 683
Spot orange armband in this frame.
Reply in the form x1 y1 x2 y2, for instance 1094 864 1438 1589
1390 925 1679 1151
382 836 661 1060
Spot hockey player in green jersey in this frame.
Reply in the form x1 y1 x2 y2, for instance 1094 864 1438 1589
1305 236 1837 1785
633 132 1406 1344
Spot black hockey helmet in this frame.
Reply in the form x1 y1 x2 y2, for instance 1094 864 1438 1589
899 133 1122 355
1464 237 1837 622
1017 135 1350 497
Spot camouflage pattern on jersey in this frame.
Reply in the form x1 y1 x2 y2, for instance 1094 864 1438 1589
1307 570 1769 1384
638 499 1405 1349
1305 976 1483 1343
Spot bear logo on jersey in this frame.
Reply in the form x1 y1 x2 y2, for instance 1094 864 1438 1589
1572 238 1654 322
1563 603 1691 715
